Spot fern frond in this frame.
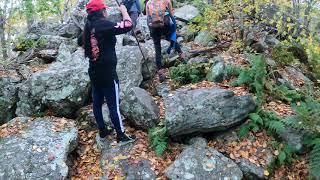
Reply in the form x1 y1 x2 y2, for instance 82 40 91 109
266 120 285 134
310 143 320 179
148 127 168 156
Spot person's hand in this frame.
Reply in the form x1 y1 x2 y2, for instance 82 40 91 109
119 4 128 13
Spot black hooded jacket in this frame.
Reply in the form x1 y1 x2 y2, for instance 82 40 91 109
78 19 132 87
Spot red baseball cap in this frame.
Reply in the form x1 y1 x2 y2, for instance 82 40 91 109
86 0 108 14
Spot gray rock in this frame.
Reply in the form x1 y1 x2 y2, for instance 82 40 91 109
136 15 151 40
120 159 157 180
122 35 138 46
116 45 144 97
165 146 243 180
174 5 199 22
28 21 62 36
16 47 90 117
0 117 78 180
156 82 171 97
36 49 58 61
27 57 47 66
38 35 75 50
179 26 195 42
265 35 280 46
99 138 156 180
121 87 160 130
106 7 122 23
278 66 312 90
214 128 239 143
188 137 208 148
278 127 304 153
141 41 157 81
238 158 266 179
187 56 209 64
18 64 32 79
0 74 20 124
245 30 268 53
164 88 256 136
58 22 81 38
206 56 225 83
194 31 216 47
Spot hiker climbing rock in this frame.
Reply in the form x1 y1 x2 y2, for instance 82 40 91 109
121 0 141 34
78 0 136 145
145 0 185 71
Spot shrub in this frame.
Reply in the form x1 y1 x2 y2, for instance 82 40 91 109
169 63 210 87
231 54 267 105
271 45 297 67
148 126 168 156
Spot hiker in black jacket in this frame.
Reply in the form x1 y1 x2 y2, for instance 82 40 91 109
78 0 135 144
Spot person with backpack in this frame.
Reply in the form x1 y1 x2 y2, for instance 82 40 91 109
145 0 185 70
121 0 141 34
78 0 135 145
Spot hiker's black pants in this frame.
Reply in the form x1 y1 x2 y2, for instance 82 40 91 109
150 26 182 69
92 80 124 136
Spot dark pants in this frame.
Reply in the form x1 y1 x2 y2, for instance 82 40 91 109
92 80 124 135
150 26 182 69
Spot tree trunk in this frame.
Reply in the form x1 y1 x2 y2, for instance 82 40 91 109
0 16 7 59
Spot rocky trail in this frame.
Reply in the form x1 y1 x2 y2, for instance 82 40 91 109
0 0 318 179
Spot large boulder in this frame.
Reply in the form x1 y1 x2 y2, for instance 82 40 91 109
194 31 216 47
107 7 122 23
0 72 21 124
141 40 157 81
116 45 143 97
174 5 199 22
277 66 312 90
165 88 256 136
206 56 225 83
0 117 78 179
136 15 151 40
16 45 90 117
278 127 305 153
165 146 243 180
121 87 160 130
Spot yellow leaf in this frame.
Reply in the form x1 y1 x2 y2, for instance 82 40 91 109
264 170 270 176
113 154 127 162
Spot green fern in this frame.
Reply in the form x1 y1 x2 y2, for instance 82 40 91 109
310 141 320 179
148 126 168 156
231 54 267 105
285 97 320 133
169 63 209 87
239 110 285 138
224 64 242 80
272 85 302 103
271 45 297 67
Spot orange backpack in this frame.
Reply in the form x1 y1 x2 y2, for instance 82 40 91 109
147 0 169 28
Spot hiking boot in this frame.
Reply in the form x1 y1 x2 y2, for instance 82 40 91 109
117 133 136 146
179 52 186 60
96 133 109 150
158 69 166 82
99 127 113 138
